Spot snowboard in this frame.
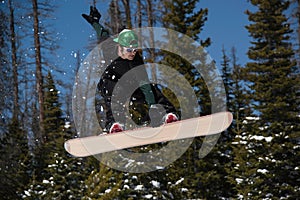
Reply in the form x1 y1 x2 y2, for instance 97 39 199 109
64 111 232 157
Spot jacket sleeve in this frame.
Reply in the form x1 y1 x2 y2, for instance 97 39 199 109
132 55 156 106
92 22 110 42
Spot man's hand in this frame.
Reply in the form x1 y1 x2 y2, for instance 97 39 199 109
82 6 101 24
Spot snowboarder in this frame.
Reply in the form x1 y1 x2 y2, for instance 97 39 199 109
82 6 179 133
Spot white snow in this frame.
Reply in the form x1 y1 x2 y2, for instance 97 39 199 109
236 178 243 184
181 188 188 192
104 189 111 193
264 136 273 142
24 190 31 197
64 122 71 128
250 135 264 141
150 180 160 188
234 164 240 169
124 159 135 168
156 166 164 170
250 135 273 142
245 116 260 121
144 194 153 199
175 177 184 185
134 185 144 190
257 169 269 174
232 140 248 145
42 180 49 184
48 164 57 168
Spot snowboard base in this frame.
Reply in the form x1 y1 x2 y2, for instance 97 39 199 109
64 111 232 157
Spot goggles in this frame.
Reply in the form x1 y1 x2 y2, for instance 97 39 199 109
124 47 138 53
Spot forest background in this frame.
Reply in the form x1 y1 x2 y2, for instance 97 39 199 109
0 0 299 199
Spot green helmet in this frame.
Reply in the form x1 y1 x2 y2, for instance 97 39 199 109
113 29 139 48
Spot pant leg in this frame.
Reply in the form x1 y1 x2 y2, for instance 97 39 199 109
103 96 129 131
151 84 180 118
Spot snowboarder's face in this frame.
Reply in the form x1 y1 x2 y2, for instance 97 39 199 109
118 46 137 60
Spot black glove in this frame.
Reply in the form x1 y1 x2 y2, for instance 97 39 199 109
82 6 101 24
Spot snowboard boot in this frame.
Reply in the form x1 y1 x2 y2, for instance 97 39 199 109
109 122 123 133
163 113 178 124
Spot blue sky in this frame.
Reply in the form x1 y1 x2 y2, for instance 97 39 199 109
53 0 255 74
200 0 255 65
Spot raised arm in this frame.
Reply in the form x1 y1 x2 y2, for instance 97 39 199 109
82 6 109 41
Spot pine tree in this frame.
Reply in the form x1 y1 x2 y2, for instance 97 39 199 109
219 47 251 198
290 0 300 66
162 0 210 46
221 46 234 109
24 71 88 199
8 0 20 124
0 2 32 199
0 122 31 199
221 47 253 198
242 0 300 198
156 0 233 198
82 162 125 199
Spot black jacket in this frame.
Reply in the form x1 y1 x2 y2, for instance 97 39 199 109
97 51 177 131
99 53 148 103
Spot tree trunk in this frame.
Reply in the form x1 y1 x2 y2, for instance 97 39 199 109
146 0 156 82
297 0 300 66
109 0 121 33
137 0 142 28
8 0 19 124
32 0 45 143
121 0 132 29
